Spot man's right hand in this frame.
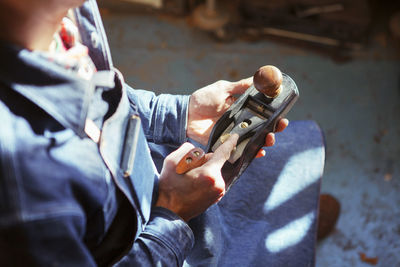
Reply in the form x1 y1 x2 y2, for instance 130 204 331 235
155 134 239 222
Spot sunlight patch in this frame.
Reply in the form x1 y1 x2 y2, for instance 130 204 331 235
265 212 314 253
264 147 323 213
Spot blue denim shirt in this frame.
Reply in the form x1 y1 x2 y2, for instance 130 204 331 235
0 0 194 266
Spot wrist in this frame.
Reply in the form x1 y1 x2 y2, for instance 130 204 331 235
155 194 189 222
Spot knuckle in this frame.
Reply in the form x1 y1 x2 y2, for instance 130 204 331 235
214 180 225 194
238 80 247 87
164 156 175 166
199 170 219 186
181 142 195 150
216 80 228 87
201 170 215 182
200 169 225 191
164 153 173 161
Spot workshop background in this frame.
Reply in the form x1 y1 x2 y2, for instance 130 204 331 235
98 0 400 266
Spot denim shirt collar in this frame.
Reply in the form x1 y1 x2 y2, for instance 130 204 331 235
0 42 94 138
0 0 117 137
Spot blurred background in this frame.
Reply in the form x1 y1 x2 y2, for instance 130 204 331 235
98 0 400 265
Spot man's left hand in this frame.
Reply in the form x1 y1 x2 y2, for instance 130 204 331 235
187 78 288 153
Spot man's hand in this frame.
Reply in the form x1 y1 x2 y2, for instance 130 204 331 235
155 134 239 222
157 78 290 221
187 78 288 151
187 78 253 145
256 118 288 158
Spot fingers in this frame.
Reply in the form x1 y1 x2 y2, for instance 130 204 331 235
228 77 253 95
258 118 289 157
255 149 266 158
167 142 196 166
265 132 276 147
276 118 289 132
226 95 237 106
263 119 288 147
176 147 206 174
203 134 239 170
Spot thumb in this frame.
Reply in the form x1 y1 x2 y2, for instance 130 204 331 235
165 142 196 165
203 134 239 170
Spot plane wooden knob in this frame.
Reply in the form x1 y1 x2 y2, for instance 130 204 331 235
176 147 207 174
253 65 283 98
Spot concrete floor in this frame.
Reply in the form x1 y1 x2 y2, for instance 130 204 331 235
101 9 400 266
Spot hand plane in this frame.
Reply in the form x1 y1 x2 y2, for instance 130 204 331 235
177 65 299 190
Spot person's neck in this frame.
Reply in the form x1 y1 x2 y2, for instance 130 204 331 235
0 2 69 51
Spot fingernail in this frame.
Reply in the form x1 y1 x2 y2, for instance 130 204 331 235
283 118 289 126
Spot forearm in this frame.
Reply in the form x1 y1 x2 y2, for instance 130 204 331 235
125 84 190 145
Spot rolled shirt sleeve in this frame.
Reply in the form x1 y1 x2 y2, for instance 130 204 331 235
125 85 190 145
0 207 194 267
116 207 194 266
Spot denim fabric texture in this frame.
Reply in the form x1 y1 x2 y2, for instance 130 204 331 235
184 120 325 267
0 0 325 266
0 0 193 266
149 121 325 267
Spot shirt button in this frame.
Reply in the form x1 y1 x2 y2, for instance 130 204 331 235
91 32 100 48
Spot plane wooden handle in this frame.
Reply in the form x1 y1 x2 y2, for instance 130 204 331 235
253 65 282 98
176 147 206 174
